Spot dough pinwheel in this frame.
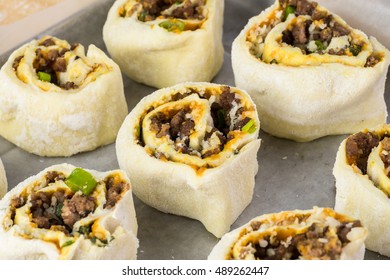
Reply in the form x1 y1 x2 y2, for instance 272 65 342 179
0 164 138 260
116 82 261 237
0 36 128 157
333 125 390 257
103 0 224 88
232 0 390 141
208 207 367 260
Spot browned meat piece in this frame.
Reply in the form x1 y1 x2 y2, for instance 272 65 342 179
328 48 346 55
170 109 186 138
282 30 294 45
47 49 59 62
10 196 24 209
139 0 161 17
61 194 95 228
380 138 390 173
312 9 327 21
292 20 311 44
12 55 23 70
156 123 170 138
337 221 361 244
31 192 50 210
219 86 235 111
332 22 350 37
46 171 65 184
365 55 380 67
39 38 55 47
104 177 130 209
180 119 195 138
62 81 77 90
296 0 318 16
345 132 380 174
320 27 332 43
52 58 67 72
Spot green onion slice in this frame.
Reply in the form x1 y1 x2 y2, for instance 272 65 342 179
61 240 75 248
65 168 97 196
38 71 51 82
349 44 362 56
315 40 326 51
159 20 185 32
284 5 296 20
241 119 256 134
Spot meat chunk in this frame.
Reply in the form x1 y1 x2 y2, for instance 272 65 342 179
219 86 235 111
104 177 130 209
180 119 195 138
292 20 312 44
296 0 317 16
61 194 95 228
12 56 23 70
39 38 55 47
345 132 380 174
52 57 67 72
170 109 187 138
365 55 380 67
332 22 350 37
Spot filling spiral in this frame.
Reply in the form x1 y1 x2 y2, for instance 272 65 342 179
119 0 207 32
2 168 129 251
136 85 258 171
246 0 382 67
345 129 390 196
12 36 110 91
226 208 364 260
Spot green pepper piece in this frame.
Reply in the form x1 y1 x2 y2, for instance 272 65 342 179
241 119 256 134
38 71 51 82
55 203 63 218
159 20 185 32
61 240 75 248
284 5 296 20
349 44 362 56
315 40 326 51
65 168 97 196
79 224 92 235
138 11 147 22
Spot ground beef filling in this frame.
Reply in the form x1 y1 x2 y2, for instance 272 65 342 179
379 137 390 176
148 86 250 158
120 0 205 22
104 176 130 209
238 221 359 260
345 132 380 174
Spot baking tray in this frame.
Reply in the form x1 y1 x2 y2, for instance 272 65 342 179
0 0 388 260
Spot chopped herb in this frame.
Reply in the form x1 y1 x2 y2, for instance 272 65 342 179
349 44 362 56
138 11 148 22
61 240 75 248
110 236 115 242
78 224 92 235
241 119 256 134
159 20 185 32
55 203 63 218
38 71 51 82
65 168 97 196
234 149 239 155
315 40 326 51
270 59 278 64
284 5 296 21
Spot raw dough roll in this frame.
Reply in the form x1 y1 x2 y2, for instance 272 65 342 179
116 82 261 237
0 36 128 157
208 207 367 260
0 163 138 260
0 159 7 199
232 0 390 142
333 125 390 257
103 0 224 88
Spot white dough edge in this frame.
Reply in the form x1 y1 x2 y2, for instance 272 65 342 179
0 159 7 199
116 82 261 238
103 0 224 88
208 209 366 260
0 163 139 260
0 40 128 157
334 133 390 257
231 3 390 142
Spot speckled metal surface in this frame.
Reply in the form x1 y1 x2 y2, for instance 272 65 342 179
0 0 388 260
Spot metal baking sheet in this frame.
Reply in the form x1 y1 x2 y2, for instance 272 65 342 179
0 0 388 260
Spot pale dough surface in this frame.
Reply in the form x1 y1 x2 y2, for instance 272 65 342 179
0 163 138 260
0 39 128 157
333 127 390 257
0 159 6 199
116 82 261 237
103 0 224 88
232 2 390 142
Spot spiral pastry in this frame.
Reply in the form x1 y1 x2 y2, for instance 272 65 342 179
103 0 224 88
0 159 7 199
0 36 128 157
333 124 390 257
208 207 367 260
232 0 390 142
0 164 138 259
116 82 261 237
